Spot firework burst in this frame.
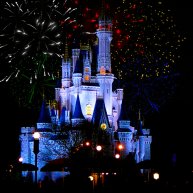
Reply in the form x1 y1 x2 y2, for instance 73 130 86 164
6 53 60 110
0 0 80 109
0 0 79 83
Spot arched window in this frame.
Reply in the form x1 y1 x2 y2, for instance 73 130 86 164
84 75 90 81
86 104 92 115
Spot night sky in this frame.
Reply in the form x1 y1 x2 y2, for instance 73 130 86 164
0 0 192 169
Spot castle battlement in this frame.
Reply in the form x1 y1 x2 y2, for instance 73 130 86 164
20 127 35 134
142 129 151 136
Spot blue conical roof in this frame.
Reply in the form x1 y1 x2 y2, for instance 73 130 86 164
91 97 110 128
59 106 66 125
118 99 130 121
38 100 51 123
72 95 85 119
117 99 132 132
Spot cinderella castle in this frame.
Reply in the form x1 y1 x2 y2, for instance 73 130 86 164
19 5 152 181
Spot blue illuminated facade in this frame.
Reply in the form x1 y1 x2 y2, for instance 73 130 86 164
19 9 152 182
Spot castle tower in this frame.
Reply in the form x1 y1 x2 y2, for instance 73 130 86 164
133 109 152 166
62 41 71 88
96 3 114 125
91 97 113 157
72 39 80 72
138 124 145 162
19 127 35 164
36 100 52 131
72 50 83 94
116 100 133 159
55 72 61 103
83 51 91 83
96 2 112 73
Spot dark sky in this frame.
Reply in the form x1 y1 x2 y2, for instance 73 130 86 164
145 1 193 168
0 0 193 168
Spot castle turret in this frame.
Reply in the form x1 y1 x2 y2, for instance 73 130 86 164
116 89 123 120
96 4 114 124
135 109 152 165
83 51 91 83
59 42 72 120
55 73 61 102
72 51 83 92
116 99 133 158
96 2 112 73
19 127 35 163
36 100 52 131
91 97 113 156
62 42 71 88
72 39 80 72
137 109 145 162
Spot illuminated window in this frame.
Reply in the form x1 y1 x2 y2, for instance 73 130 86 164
100 66 105 75
84 75 90 81
86 104 92 115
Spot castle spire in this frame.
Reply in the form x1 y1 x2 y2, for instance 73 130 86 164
71 94 85 127
96 0 112 73
118 99 129 121
99 0 105 21
59 106 66 125
63 38 69 61
61 38 71 88
36 100 52 131
37 100 51 123
72 94 84 119
99 0 111 21
137 108 143 136
138 108 141 121
91 97 110 128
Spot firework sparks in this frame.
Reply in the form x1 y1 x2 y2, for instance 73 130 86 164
111 0 186 80
109 0 187 116
0 0 79 83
